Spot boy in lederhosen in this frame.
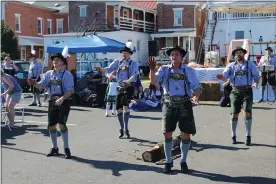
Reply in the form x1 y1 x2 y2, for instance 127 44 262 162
94 42 139 139
216 46 260 146
28 50 43 107
28 52 74 159
258 47 276 102
148 45 202 174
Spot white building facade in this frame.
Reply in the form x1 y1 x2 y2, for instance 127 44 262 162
212 12 276 57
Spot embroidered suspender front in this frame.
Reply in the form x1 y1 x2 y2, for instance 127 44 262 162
167 67 187 96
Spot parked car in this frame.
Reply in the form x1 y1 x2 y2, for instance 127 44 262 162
76 60 109 80
14 61 30 92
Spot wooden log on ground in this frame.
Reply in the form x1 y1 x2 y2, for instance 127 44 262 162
199 81 223 101
142 136 198 163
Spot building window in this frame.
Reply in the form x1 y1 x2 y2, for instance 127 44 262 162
166 37 173 47
47 19 52 34
123 8 129 18
235 31 244 39
56 19 64 34
15 14 21 32
37 17 43 35
79 5 88 17
114 6 119 25
173 8 183 26
21 47 26 61
39 48 44 58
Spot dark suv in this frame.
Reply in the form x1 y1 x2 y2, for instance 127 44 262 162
14 61 30 92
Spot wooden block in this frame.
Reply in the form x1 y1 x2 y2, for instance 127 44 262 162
199 81 223 101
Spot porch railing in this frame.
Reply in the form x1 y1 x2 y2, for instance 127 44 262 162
118 17 155 33
217 12 276 20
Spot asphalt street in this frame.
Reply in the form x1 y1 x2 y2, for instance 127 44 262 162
1 94 276 184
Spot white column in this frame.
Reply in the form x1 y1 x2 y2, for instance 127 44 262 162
118 5 121 29
154 13 157 32
178 36 180 46
188 36 191 51
143 11 146 32
226 12 230 43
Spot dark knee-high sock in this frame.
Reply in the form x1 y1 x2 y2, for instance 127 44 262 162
245 117 252 136
60 129 69 149
261 87 265 99
49 129 58 149
163 138 173 163
123 111 130 131
117 112 124 130
180 139 191 163
231 118 238 137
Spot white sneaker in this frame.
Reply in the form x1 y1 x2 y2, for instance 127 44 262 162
112 111 116 115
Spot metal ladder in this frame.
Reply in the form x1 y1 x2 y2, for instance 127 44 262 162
196 11 209 64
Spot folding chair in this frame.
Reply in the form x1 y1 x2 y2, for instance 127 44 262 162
1 96 11 131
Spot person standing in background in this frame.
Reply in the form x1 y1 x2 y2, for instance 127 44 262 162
28 50 42 107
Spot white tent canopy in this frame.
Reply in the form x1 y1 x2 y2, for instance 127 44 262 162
210 1 276 14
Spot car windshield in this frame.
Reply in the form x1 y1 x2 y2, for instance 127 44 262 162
15 63 30 72
90 62 101 70
76 62 89 71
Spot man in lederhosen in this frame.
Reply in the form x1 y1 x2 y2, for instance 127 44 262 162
258 47 276 102
28 51 43 107
28 52 74 159
216 46 260 146
94 42 139 139
148 45 202 174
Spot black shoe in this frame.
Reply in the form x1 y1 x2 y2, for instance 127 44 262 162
64 148 72 159
258 99 264 103
180 162 189 174
46 148 59 157
246 136 251 146
164 162 173 174
125 130 130 139
37 103 42 107
119 129 124 138
29 103 37 106
232 136 237 144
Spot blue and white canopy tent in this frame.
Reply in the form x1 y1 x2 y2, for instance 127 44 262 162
47 34 136 53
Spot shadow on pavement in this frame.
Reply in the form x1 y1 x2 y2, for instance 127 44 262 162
1 124 54 146
188 169 276 184
191 143 250 152
128 137 158 147
72 156 164 176
130 115 161 121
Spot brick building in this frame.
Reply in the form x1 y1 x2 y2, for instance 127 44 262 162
151 2 206 61
68 1 157 33
4 1 68 61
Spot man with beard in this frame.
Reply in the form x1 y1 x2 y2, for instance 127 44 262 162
216 46 260 146
148 45 202 174
94 42 139 139
258 47 276 102
28 51 74 159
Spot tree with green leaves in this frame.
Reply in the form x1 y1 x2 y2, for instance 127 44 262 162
1 20 19 60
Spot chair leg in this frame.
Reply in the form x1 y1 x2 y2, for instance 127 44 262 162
22 108 24 126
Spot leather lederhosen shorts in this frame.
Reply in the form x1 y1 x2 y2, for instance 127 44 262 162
47 95 72 129
116 83 135 110
161 95 196 135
